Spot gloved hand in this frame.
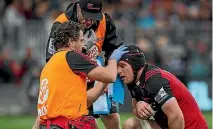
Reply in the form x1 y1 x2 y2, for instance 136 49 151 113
109 45 129 62
86 45 99 61
84 29 97 50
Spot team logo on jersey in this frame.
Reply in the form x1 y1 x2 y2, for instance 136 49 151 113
136 81 140 86
154 87 169 104
38 78 49 104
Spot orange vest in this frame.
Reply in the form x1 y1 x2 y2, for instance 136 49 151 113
37 51 88 121
54 13 106 53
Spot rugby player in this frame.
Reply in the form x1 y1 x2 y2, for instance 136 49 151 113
117 45 208 129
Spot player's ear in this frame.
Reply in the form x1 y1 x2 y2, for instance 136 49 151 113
68 39 75 49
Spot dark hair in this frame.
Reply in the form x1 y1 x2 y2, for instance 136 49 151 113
52 21 84 51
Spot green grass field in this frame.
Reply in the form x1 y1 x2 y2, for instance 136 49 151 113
0 112 211 129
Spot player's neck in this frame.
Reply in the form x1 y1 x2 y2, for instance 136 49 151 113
135 68 144 83
57 47 75 52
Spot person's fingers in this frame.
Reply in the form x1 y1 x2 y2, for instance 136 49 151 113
137 110 144 118
118 45 126 50
136 101 154 116
84 31 90 39
90 29 96 36
121 50 129 54
137 105 150 115
142 108 152 116
138 110 149 119
117 46 124 50
141 111 150 119
120 46 128 51
144 105 155 115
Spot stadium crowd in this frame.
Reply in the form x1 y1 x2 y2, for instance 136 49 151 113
0 0 211 87
0 0 211 129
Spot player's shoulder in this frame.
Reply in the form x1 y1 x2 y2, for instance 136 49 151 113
54 13 69 23
103 13 116 33
66 51 96 64
52 2 77 28
145 65 169 88
145 75 170 95
66 51 84 65
104 13 113 22
104 13 111 18
145 64 161 81
66 51 84 58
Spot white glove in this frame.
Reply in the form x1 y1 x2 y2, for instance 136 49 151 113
84 29 97 50
87 45 99 61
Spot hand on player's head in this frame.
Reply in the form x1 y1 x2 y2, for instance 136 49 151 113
109 45 129 62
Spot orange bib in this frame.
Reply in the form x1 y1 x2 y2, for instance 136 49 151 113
94 13 106 53
38 51 88 121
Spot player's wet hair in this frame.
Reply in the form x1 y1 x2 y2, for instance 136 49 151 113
120 45 146 82
52 21 84 51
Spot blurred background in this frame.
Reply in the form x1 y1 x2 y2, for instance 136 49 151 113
0 0 212 129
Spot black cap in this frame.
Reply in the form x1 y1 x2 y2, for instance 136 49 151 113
79 0 103 20
120 45 146 73
120 45 146 84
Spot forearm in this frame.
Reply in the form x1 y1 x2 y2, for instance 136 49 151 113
168 115 184 129
132 99 140 118
32 117 40 129
105 59 117 80
87 82 107 107
132 100 142 119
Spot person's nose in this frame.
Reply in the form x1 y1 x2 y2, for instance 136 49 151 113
118 67 122 75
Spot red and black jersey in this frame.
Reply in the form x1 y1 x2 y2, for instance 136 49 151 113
128 64 208 129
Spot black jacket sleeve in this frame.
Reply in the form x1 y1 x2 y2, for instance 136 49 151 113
102 13 123 60
66 51 98 76
46 2 78 63
46 22 61 62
